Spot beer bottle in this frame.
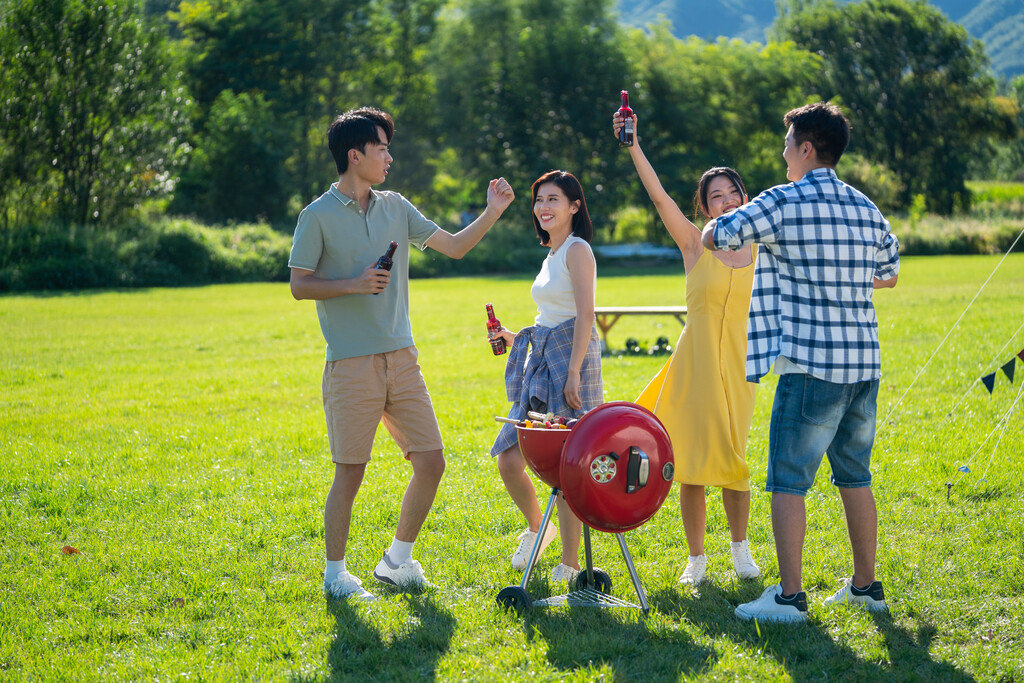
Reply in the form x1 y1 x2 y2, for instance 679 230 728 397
486 303 507 355
372 241 398 295
617 90 634 147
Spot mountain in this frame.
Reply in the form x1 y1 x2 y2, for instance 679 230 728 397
615 0 1024 78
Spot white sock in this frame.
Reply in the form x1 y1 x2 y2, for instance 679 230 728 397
387 538 414 565
325 558 346 583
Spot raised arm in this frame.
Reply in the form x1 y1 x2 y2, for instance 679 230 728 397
424 178 514 259
614 113 703 271
562 241 597 411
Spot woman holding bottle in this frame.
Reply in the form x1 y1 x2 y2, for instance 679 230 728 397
613 111 760 585
489 170 602 584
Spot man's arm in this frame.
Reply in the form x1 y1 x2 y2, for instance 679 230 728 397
290 265 389 300
873 274 898 289
701 219 719 251
424 178 514 259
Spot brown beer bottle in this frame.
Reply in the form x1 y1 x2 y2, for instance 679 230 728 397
617 90 634 147
486 303 507 355
372 241 398 295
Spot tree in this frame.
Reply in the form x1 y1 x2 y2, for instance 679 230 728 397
172 0 442 223
0 0 190 227
773 0 1019 214
430 0 633 233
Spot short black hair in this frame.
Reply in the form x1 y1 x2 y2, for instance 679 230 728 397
784 102 851 167
327 107 395 175
530 170 594 245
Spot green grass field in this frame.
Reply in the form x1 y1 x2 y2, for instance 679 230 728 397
3 254 1024 681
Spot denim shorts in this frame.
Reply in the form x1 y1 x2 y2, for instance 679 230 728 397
766 373 879 496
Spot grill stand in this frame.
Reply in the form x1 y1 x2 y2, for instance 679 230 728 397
496 487 650 615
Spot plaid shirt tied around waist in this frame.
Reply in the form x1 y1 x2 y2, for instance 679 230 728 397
490 318 603 456
712 167 900 385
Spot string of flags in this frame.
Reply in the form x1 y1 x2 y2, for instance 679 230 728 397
980 348 1024 393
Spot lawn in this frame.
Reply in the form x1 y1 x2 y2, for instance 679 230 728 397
2 254 1023 681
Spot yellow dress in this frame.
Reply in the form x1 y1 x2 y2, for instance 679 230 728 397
636 245 757 490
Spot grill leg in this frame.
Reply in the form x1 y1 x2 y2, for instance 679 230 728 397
615 532 649 613
583 525 595 587
520 488 559 590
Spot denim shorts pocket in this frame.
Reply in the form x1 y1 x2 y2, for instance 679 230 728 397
799 375 847 426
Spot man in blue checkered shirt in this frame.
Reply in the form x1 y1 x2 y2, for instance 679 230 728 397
702 102 900 623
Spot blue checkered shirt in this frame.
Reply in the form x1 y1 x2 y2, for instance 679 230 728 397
711 167 900 384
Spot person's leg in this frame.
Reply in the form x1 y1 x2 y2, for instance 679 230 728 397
772 492 806 595
679 484 706 556
394 449 445 542
496 445 543 530
325 463 367 561
722 488 751 542
838 486 877 587
555 493 582 569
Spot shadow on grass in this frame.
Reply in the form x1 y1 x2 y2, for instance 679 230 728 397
523 602 714 681
650 583 975 681
309 594 455 683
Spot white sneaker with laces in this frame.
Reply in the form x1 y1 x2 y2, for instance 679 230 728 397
511 522 558 570
678 554 707 585
324 572 375 602
822 577 888 612
730 540 760 579
372 553 430 590
550 563 580 583
735 584 808 623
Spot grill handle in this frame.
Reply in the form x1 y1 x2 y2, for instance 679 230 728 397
626 446 649 493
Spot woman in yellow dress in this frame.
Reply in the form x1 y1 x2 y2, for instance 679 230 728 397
614 112 759 585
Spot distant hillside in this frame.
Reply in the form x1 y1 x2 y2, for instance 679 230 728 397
616 0 1024 78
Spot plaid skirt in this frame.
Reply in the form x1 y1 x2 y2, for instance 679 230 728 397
490 318 603 456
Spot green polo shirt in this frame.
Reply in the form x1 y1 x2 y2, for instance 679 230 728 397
289 185 440 361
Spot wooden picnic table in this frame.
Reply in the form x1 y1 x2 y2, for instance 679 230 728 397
593 306 687 349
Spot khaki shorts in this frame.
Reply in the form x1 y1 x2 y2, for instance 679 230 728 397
322 345 444 464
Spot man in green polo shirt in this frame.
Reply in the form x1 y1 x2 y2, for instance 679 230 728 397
289 106 514 601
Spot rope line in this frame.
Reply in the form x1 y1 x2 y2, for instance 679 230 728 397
879 223 1024 432
940 319 1024 423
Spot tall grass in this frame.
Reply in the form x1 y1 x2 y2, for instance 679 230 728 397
2 255 1023 681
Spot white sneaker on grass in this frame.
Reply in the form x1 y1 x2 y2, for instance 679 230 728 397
511 522 558 570
678 554 707 585
735 584 808 623
324 572 375 602
372 553 430 590
823 577 888 612
730 540 760 579
550 563 580 583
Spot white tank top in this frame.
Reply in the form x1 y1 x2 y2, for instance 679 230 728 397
531 235 594 327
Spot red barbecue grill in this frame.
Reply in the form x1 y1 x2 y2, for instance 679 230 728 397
495 401 674 614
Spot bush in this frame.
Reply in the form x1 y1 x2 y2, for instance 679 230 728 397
892 216 1024 256
0 218 291 291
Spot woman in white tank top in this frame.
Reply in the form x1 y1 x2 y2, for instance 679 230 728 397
489 170 602 584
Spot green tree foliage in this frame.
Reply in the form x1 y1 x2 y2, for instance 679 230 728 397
0 0 190 228
172 0 441 223
172 91 289 223
429 0 633 233
773 0 1020 214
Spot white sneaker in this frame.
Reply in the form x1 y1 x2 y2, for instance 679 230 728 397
822 577 888 612
550 563 580 583
324 572 375 602
678 554 707 585
735 584 808 623
511 522 558 570
372 553 430 590
730 540 760 579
